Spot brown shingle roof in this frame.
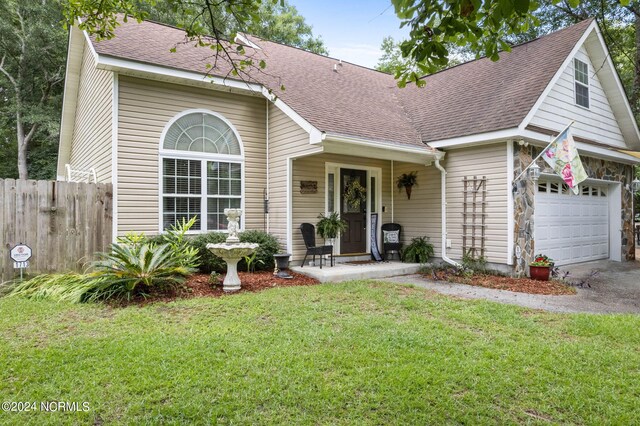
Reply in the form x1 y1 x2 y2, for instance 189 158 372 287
396 19 593 142
91 18 593 147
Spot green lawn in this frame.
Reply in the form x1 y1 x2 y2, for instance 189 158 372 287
0 281 638 425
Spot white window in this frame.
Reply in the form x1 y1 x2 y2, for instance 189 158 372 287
574 58 589 109
160 110 243 232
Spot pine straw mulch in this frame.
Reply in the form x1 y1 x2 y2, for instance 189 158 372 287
110 271 320 306
422 270 576 296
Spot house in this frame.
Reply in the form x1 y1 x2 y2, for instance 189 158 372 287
57 17 639 274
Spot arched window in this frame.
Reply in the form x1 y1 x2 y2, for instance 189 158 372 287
160 110 243 232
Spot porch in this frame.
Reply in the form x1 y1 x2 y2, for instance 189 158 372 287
290 261 422 283
282 150 444 264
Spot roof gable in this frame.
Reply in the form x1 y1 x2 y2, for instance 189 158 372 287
395 19 594 143
519 22 640 150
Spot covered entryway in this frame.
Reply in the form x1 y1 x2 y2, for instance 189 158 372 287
535 180 610 265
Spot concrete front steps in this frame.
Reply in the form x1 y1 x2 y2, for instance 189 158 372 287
290 261 421 283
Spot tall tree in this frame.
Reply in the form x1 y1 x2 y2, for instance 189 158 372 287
130 0 326 54
376 36 410 74
249 1 327 54
376 35 468 75
0 0 66 179
390 0 540 86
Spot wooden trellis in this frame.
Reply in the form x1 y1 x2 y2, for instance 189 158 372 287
462 176 487 259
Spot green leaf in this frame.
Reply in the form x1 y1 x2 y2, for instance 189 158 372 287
514 0 530 14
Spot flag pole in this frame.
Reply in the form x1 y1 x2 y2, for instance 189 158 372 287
513 120 575 183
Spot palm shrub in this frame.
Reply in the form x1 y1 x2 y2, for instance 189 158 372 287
87 243 196 301
8 243 196 303
402 236 435 264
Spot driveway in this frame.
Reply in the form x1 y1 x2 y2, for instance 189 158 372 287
382 259 640 314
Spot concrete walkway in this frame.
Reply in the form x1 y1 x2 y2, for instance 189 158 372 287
291 261 421 283
380 259 640 314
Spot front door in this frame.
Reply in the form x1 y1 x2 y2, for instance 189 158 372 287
340 169 367 253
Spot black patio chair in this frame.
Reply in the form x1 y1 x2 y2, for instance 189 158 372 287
381 223 402 260
299 223 333 268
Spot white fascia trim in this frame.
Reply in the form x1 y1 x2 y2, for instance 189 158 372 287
57 26 85 180
520 129 640 164
323 133 445 159
262 88 323 143
427 128 520 149
506 140 515 266
112 73 119 242
518 20 597 131
590 24 640 143
79 22 99 63
96 54 264 93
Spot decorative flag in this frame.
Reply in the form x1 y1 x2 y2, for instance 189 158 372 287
541 128 587 194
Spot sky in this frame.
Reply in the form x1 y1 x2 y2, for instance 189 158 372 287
288 0 409 69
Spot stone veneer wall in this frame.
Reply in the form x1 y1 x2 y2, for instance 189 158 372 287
513 144 635 275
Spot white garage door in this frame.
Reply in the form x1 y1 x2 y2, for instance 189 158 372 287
535 181 609 266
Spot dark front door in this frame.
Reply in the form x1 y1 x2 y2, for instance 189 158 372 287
340 169 367 254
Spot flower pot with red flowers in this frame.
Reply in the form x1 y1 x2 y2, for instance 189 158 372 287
529 254 554 281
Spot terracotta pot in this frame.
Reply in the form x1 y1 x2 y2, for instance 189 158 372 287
529 265 551 281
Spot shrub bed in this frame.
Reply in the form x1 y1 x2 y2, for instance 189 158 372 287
191 230 280 273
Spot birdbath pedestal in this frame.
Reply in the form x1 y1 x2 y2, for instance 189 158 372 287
206 209 259 292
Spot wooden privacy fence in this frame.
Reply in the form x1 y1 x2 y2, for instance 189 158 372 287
0 179 113 283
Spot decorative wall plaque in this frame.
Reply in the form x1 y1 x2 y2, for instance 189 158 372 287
300 181 317 194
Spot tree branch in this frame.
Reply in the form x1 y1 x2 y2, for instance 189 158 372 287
0 55 18 88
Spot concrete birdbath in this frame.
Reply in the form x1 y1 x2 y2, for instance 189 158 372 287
206 209 258 292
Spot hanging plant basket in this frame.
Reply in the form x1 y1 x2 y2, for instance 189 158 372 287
396 171 418 200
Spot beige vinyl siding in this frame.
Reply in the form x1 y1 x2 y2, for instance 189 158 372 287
392 162 442 257
529 46 626 147
267 105 321 249
68 43 112 183
291 154 392 261
444 143 508 263
117 76 266 235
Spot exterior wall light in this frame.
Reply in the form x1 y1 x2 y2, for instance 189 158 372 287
633 177 640 192
529 162 541 182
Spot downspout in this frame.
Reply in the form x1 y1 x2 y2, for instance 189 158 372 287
265 99 270 233
434 157 462 267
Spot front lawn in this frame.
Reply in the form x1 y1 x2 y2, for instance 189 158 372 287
1 281 638 424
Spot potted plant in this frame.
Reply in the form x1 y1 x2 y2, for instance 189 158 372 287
396 171 418 200
529 254 554 281
316 212 348 245
401 236 434 264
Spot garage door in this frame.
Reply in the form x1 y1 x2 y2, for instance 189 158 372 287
534 181 609 266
